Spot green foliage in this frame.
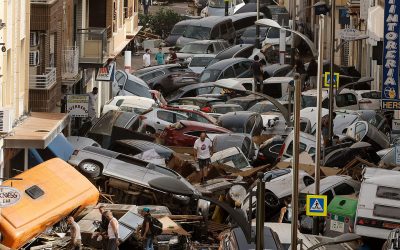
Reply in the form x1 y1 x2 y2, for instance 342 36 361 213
139 7 184 38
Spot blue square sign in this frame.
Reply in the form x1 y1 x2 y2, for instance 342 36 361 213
306 195 327 217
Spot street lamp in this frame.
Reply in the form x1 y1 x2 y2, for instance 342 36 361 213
255 19 318 59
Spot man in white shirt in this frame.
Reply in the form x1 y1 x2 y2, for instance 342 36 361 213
193 132 213 183
143 49 151 68
88 87 98 121
67 216 82 250
106 211 120 250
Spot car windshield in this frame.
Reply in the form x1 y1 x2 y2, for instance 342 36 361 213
216 152 249 169
213 106 242 114
209 0 225 8
243 27 268 37
199 69 221 82
183 26 211 39
124 79 152 98
190 57 215 67
248 103 274 113
208 58 220 66
180 44 209 54
302 95 317 107
266 27 290 39
171 25 187 35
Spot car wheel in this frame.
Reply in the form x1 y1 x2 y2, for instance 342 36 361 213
145 126 156 135
265 191 279 208
78 161 102 178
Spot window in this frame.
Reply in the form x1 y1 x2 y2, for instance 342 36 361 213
370 91 381 99
354 122 367 141
377 186 400 201
374 205 400 220
157 110 174 123
223 67 235 78
286 142 307 156
270 144 283 154
115 71 127 87
220 23 228 35
174 113 187 122
336 93 358 107
308 147 315 155
210 27 219 39
207 45 215 54
116 99 124 106
243 83 253 91
334 183 355 195
185 131 202 137
183 26 211 39
171 25 187 35
245 117 255 134
187 113 209 123
233 62 248 76
197 87 213 95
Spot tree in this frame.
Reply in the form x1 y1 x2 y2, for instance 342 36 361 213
139 8 183 38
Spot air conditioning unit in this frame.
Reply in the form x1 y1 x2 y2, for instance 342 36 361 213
29 51 40 66
0 108 13 133
30 32 39 47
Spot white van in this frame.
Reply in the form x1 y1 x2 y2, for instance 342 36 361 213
301 88 360 110
277 131 317 161
355 168 400 239
262 77 293 99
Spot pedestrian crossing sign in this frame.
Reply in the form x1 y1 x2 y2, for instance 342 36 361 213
306 195 327 217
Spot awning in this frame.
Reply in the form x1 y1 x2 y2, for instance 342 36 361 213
367 5 384 45
4 112 70 149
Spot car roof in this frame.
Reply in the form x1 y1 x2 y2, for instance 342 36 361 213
180 120 230 131
264 77 293 83
301 175 352 194
264 64 291 75
179 96 221 101
229 12 258 21
215 44 255 59
219 111 258 125
205 58 253 70
185 39 225 45
134 64 182 74
186 16 232 27
178 82 216 91
115 139 173 152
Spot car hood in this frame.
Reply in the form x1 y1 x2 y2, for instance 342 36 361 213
206 7 228 16
176 37 198 47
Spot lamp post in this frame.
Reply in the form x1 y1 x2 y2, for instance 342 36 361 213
328 0 336 146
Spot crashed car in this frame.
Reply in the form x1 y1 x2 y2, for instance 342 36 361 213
68 146 200 213
211 147 251 171
242 169 314 221
79 203 190 249
212 133 256 161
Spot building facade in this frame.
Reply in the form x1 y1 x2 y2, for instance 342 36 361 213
0 0 31 177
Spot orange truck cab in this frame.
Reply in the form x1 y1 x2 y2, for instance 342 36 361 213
0 158 99 249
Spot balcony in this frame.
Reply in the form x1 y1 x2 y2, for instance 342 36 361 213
29 67 57 90
76 28 108 65
62 46 81 84
31 0 57 4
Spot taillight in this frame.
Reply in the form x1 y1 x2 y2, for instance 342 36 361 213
277 143 285 161
201 106 211 113
72 150 79 156
357 218 364 225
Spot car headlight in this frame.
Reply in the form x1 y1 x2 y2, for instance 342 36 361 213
201 8 207 17
169 236 179 245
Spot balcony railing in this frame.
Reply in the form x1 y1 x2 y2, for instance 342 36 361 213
62 46 80 80
29 67 57 90
76 28 108 64
31 0 57 4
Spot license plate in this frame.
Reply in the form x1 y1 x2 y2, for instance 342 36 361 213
330 220 345 233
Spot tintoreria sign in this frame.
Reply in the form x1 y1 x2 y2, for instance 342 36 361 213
382 0 400 110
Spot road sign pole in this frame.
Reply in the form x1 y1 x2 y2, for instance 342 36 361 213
256 172 265 250
328 0 336 145
225 0 229 16
313 14 325 235
291 73 301 250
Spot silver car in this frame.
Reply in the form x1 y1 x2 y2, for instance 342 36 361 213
68 146 199 209
140 108 189 134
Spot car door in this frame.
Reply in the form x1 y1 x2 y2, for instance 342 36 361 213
114 71 127 97
222 66 236 79
235 61 253 78
155 110 175 133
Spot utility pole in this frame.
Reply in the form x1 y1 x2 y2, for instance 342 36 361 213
255 0 260 49
313 14 325 235
290 0 296 65
225 0 229 16
291 73 301 250
255 172 265 250
328 0 336 144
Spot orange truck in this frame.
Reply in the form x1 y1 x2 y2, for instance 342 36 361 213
0 158 99 249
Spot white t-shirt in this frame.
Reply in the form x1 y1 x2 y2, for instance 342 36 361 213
108 217 119 239
194 138 212 159
143 53 151 67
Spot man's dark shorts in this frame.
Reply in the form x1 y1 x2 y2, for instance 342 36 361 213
198 158 210 169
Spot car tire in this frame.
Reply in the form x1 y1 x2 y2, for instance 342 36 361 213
145 126 156 135
78 161 102 178
265 191 279 208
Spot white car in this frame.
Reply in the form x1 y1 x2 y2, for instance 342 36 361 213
140 108 188 134
211 147 251 171
102 96 155 115
301 88 360 110
241 168 314 217
355 90 381 110
201 0 244 17
262 23 293 47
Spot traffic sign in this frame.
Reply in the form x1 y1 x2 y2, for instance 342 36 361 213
306 194 327 217
324 72 340 88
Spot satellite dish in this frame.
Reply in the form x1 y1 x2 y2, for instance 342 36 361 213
228 185 247 203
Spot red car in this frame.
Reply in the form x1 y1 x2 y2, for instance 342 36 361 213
163 106 217 124
160 120 231 147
